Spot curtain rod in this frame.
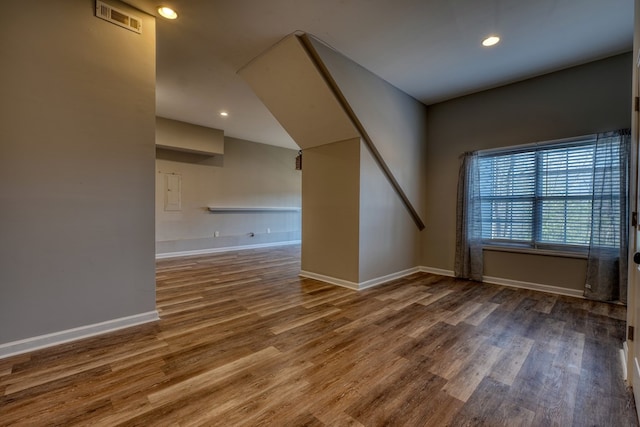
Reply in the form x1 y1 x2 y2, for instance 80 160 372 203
476 133 598 156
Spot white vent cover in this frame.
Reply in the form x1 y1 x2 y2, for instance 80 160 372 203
95 1 142 34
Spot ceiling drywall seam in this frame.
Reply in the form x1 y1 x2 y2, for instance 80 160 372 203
297 33 425 230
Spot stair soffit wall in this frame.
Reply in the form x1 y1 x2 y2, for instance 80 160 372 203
238 32 425 230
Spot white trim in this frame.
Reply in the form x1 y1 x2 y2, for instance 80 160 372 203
477 133 597 156
483 245 587 259
621 344 629 381
419 266 455 277
358 267 421 290
481 275 584 298
419 266 584 298
0 311 159 359
299 270 359 290
624 340 629 368
156 240 301 259
303 265 584 298
299 267 420 291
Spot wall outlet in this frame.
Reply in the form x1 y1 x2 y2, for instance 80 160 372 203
214 231 220 237
267 228 271 234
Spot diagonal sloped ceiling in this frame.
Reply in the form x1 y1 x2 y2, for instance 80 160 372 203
237 35 361 150
125 0 633 150
239 33 429 229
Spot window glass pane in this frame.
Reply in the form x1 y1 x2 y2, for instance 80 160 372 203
540 145 594 197
539 199 592 245
478 152 535 197
479 151 536 244
481 199 533 242
476 136 622 251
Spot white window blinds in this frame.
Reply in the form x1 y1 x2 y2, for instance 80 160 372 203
477 136 622 251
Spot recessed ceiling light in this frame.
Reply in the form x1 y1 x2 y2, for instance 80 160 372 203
482 36 500 47
158 6 178 19
220 112 229 117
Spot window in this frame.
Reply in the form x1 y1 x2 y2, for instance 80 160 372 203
477 136 624 252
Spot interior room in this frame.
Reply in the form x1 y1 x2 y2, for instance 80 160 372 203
1 0 639 425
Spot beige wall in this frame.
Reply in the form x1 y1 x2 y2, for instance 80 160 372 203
359 141 421 282
238 34 359 149
156 136 301 254
307 37 427 283
301 138 422 284
241 33 428 285
156 117 224 155
308 36 429 225
422 53 632 291
483 251 587 291
0 0 156 343
301 138 361 282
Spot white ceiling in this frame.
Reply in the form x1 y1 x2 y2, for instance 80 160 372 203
126 0 634 150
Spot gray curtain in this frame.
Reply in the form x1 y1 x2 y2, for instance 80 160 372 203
454 152 483 281
584 130 630 303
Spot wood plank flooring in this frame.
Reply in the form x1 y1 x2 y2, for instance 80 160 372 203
1 245 637 426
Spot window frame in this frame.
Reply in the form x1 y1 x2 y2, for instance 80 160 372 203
476 134 622 256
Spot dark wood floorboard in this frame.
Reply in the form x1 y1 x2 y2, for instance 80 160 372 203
0 245 637 426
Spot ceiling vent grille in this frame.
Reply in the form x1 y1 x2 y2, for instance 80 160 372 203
95 1 142 34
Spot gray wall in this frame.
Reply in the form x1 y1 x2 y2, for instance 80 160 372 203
303 37 426 283
240 33 427 284
0 0 157 343
308 38 427 283
359 141 421 282
156 116 224 155
302 138 361 282
309 36 429 225
156 136 301 254
238 35 360 149
422 53 632 291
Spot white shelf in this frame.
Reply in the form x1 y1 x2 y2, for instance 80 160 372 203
207 207 301 213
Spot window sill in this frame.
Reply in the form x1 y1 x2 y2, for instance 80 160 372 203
482 245 588 259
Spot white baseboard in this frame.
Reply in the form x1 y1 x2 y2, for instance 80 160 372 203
0 311 159 359
358 267 421 290
156 240 301 259
299 267 421 291
302 265 583 298
419 266 583 298
419 266 455 277
482 275 584 298
299 270 359 290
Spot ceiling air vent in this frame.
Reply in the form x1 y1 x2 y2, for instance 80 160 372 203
95 1 142 34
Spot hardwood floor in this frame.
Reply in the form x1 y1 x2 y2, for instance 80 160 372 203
1 244 637 426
